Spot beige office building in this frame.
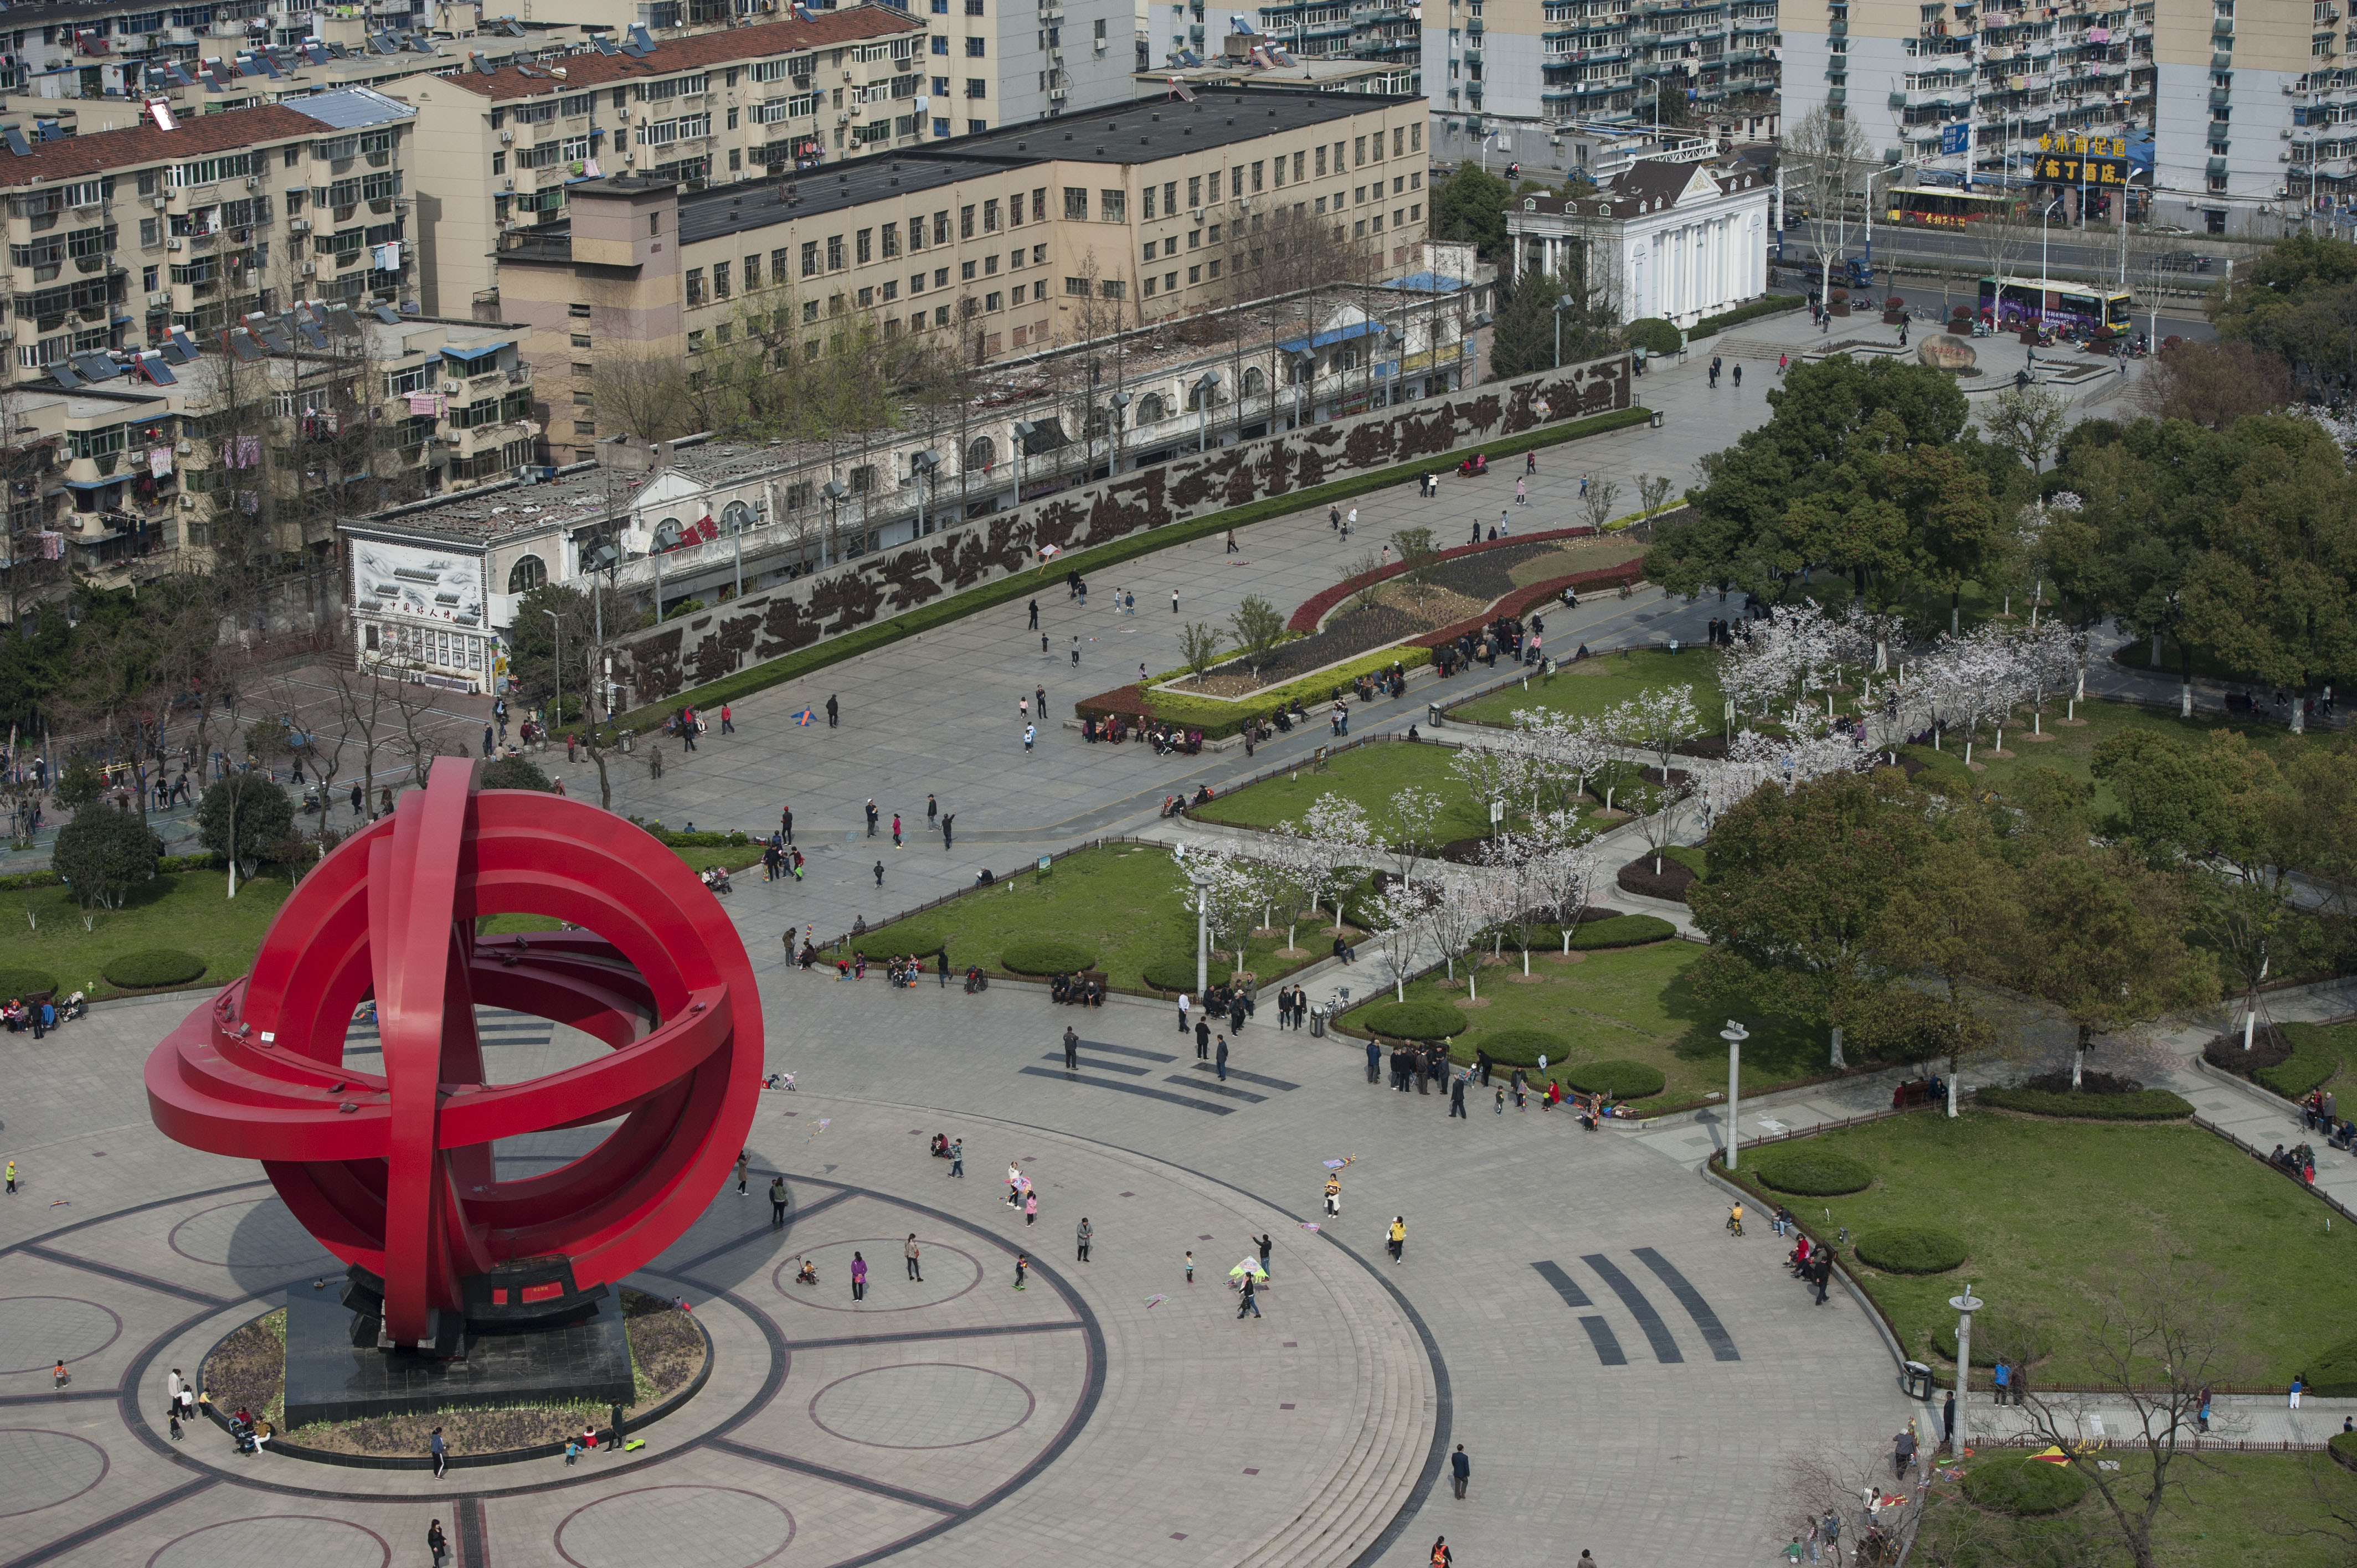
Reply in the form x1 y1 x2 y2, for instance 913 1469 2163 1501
491 85 1429 461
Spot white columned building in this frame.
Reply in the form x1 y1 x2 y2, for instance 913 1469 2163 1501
1504 160 1773 329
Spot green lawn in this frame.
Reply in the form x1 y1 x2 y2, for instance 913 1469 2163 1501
1192 740 1620 845
1448 646 1727 729
1949 695 2295 819
1916 1451 2357 1568
1725 1111 2357 1386
860 841 1350 992
0 869 292 999
1352 938 1825 1103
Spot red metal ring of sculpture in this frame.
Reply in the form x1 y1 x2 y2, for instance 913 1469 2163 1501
145 762 762 1343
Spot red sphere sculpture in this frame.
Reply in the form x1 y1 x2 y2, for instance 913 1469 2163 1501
146 763 762 1343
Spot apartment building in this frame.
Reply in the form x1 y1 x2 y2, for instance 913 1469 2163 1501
0 85 416 383
490 85 1428 460
1776 0 2335 235
408 9 931 318
1243 0 1419 92
1423 0 1779 129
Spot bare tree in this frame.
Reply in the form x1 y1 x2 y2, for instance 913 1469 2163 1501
2015 1252 2256 1568
332 664 393 824
1783 102 1872 308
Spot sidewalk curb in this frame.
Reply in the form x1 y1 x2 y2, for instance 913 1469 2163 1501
1697 1160 1915 1386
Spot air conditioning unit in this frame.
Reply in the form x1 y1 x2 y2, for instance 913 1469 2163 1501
245 176 258 188
300 260 316 275
289 218 310 233
147 290 169 306
499 129 513 141
177 437 192 453
843 68 855 80
167 236 183 249
444 380 465 394
152 196 166 209
179 493 194 508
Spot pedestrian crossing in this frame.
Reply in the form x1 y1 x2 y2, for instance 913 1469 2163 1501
1018 1035 1304 1116
1531 1251 1740 1366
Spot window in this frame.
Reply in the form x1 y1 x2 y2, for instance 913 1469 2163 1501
686 268 706 305
1101 280 1124 299
856 229 872 264
650 212 663 235
1100 189 1126 221
1251 160 1264 193
1314 146 1326 177
932 34 949 52
985 290 1002 311
965 35 986 53
966 78 986 97
1064 187 1089 219
714 260 731 298
1188 264 1200 283
507 556 548 592
1143 275 1157 296
1064 276 1091 295
934 212 951 244
1143 186 1156 220
827 234 844 269
802 240 820 276
984 254 998 274
963 260 978 280
744 254 761 288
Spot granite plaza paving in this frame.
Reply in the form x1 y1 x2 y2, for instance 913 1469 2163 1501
0 319 2189 1568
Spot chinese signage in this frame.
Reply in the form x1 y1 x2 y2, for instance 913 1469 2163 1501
2030 132 2138 185
1939 122 1969 156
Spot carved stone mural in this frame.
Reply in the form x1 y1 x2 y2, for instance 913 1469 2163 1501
610 354 1632 708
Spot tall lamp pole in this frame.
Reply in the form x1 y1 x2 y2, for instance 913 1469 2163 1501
1190 868 1214 995
1721 1019 1749 1169
1951 1283 1985 1455
910 448 941 537
542 608 564 733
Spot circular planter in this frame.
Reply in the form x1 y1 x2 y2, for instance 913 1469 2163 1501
998 938 1097 976
101 948 206 988
1855 1226 1968 1275
1473 1028 1568 1067
1355 1000 1470 1041
1754 1149 1872 1196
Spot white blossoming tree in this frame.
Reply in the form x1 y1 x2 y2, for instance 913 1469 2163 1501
1375 783 1447 888
1371 877 1438 1001
1423 866 1496 1000
1448 734 1535 840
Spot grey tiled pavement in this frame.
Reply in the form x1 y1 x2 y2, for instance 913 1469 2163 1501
0 331 2195 1568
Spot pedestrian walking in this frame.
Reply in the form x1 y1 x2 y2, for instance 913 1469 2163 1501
430 1426 447 1479
769 1176 789 1226
1892 1427 1917 1481
1024 1190 1038 1225
1732 364 1743 390
482 724 494 757
1387 1216 1406 1262
1430 1537 1450 1567
1942 1390 1955 1451
905 1234 922 1281
873 860 884 888
1325 1176 1340 1217
2197 1385 2212 1432
1071 635 1080 668
1993 1359 2010 1403
1812 1252 1832 1305
719 703 735 735
1226 529 1239 554
735 1149 750 1196
891 812 902 845
1515 477 1527 506
1028 599 1039 630
866 798 879 835
1237 1272 1261 1318
52 1358 68 1389
1024 724 1037 752
1178 992 1191 1034
826 694 840 727
1365 1036 1381 1084
782 806 795 844
1345 506 1358 536
428 1520 448 1567
2293 1373 2307 1409
1258 1232 1272 1280
1330 503 1341 530
1171 589 1180 614
948 1139 963 1178
1185 1250 1195 1283
938 951 950 987
1013 1252 1028 1290
1064 1025 1079 1071
1452 1443 1471 1499
941 813 955 849
927 793 939 826
1449 1071 1467 1118
1196 1018 1212 1060
1215 1033 1228 1080
1077 1217 1093 1262
851 1251 869 1302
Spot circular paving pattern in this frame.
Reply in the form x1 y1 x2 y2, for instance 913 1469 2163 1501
809 1363 1037 1450
150 1517 389 1568
770 1237 982 1312
0 1296 123 1375
167 1198 338 1270
555 1486 795 1568
0 1430 107 1518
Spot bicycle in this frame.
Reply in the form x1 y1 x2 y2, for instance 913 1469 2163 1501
1726 1208 1745 1238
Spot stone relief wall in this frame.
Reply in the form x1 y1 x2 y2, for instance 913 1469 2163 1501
612 353 1633 708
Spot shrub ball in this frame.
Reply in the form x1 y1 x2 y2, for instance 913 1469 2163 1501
1855 1227 1968 1275
101 948 207 989
997 938 1096 976
1355 1000 1470 1041
1754 1150 1874 1196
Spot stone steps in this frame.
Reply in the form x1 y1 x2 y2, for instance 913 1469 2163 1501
1233 1246 1434 1568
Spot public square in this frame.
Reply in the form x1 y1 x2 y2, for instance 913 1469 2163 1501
6 309 2351 1568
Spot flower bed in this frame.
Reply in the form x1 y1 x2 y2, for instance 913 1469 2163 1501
1409 560 1650 651
1286 528 1598 632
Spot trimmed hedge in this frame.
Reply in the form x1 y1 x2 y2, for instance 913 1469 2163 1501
1932 1315 2051 1366
2260 1021 2350 1100
1569 914 1677 950
1557 1059 1666 1098
1141 956 1198 993
1475 1028 1568 1067
0 967 59 1000
1964 1453 2087 1516
1977 1086 2193 1121
1754 1149 1874 1196
999 938 1097 975
1895 744 1973 788
1694 294 1807 338
0 851 223 895
1625 317 1683 355
1084 642 1451 741
864 926 945 958
1356 1000 1470 1040
617 404 1656 729
2333 1430 2357 1474
101 948 207 988
1855 1226 1968 1275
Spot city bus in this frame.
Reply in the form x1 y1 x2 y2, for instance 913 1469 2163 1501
1977 276 2133 336
1885 187 2020 229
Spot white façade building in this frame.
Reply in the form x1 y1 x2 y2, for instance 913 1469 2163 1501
1503 160 1774 329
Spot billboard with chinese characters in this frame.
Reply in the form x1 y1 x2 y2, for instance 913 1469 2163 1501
352 538 486 630
2027 132 2140 188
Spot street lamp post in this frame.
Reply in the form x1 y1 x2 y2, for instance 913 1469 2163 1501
1721 1019 1749 1169
1190 868 1214 995
1108 390 1131 473
2039 197 2063 321
1194 371 1222 453
909 448 941 538
1950 1283 1985 1454
820 478 849 567
543 607 564 733
1551 291 1576 368
1011 421 1035 507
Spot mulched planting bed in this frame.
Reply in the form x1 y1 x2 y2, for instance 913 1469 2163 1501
1616 855 1696 900
205 1288 704 1457
2202 1024 2294 1076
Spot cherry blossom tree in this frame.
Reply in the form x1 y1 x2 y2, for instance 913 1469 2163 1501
1718 604 1841 729
1375 784 1447 887
1448 735 1535 840
1608 684 1705 784
1293 792 1377 935
1371 878 1438 1001
1526 834 1601 953
1422 868 1495 999
1512 707 1612 814
1171 846 1267 982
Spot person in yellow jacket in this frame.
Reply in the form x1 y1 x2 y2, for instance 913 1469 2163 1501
1387 1216 1406 1262
4 1158 14 1194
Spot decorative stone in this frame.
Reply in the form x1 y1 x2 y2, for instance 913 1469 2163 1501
1917 333 1977 373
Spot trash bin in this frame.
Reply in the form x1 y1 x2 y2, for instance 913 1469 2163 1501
1649 410 1665 430
1309 1004 1327 1038
1902 1361 1935 1401
1427 702 1443 728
